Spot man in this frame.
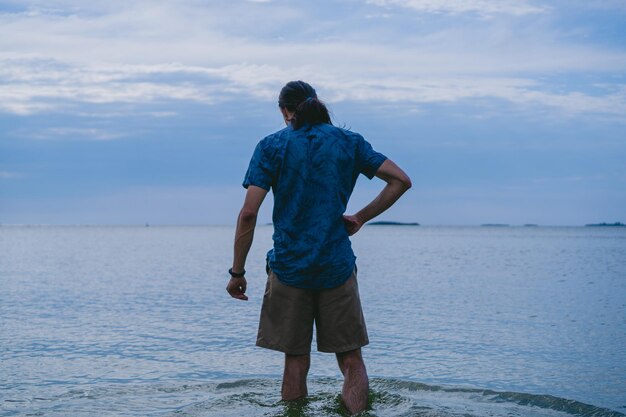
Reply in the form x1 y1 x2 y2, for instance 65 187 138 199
227 80 411 415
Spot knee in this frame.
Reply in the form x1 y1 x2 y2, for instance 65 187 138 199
285 354 310 373
337 349 365 371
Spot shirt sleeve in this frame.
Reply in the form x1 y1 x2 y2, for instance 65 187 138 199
242 140 275 191
356 136 387 179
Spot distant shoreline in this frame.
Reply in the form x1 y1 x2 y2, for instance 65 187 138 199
368 221 420 226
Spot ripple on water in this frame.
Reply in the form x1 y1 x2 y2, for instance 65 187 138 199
4 378 623 417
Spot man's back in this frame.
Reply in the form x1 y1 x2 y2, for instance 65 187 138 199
243 123 386 289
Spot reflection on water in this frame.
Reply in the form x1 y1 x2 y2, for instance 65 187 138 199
1 226 625 416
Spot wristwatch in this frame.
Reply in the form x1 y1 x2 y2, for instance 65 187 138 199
228 268 246 278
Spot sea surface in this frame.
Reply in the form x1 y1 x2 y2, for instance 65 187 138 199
1 225 625 416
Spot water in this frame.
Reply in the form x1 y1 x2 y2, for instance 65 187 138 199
1 225 625 416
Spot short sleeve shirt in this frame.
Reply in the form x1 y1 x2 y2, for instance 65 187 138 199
243 123 387 289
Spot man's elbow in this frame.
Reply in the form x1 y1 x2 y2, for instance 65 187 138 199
239 208 258 224
394 173 412 191
401 174 412 191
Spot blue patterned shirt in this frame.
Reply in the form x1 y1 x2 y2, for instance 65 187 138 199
243 123 387 289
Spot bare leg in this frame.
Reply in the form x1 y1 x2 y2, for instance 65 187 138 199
282 353 310 401
336 348 369 415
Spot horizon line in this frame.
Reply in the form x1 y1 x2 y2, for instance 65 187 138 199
1 222 623 228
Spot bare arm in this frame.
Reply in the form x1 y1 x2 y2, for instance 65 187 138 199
227 185 268 301
343 159 412 235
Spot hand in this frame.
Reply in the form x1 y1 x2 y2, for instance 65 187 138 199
226 276 248 301
342 214 363 236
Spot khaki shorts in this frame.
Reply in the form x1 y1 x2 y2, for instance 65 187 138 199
256 269 369 355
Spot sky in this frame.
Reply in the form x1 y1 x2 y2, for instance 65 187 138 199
0 0 625 226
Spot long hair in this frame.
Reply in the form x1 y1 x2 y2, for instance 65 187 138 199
278 80 332 129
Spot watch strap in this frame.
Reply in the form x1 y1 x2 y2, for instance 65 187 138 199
228 267 246 278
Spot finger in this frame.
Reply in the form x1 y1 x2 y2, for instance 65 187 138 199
228 289 248 300
233 293 248 301
226 284 239 296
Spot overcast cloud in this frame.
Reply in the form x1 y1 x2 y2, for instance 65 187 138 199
1 0 624 225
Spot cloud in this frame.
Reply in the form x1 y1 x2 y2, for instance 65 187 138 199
0 1 625 118
0 59 276 114
366 0 547 16
2 57 624 119
14 127 127 141
0 171 24 179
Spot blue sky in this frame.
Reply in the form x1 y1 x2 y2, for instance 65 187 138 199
1 0 625 225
